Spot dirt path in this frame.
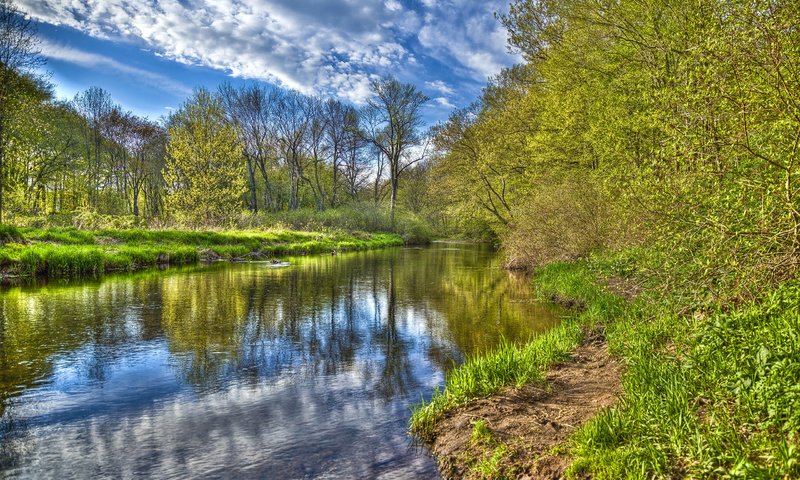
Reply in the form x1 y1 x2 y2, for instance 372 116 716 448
425 331 622 479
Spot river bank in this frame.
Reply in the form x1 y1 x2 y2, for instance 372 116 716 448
410 251 800 478
0 225 403 279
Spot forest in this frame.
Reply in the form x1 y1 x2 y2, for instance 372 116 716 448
410 0 800 477
1 0 800 477
0 0 432 239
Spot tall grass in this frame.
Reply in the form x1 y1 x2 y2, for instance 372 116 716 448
0 226 403 279
567 254 800 478
410 261 625 440
411 251 800 478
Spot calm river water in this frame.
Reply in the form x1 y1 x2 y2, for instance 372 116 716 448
0 243 558 479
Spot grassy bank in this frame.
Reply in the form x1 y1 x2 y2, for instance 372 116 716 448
0 225 403 279
410 251 800 478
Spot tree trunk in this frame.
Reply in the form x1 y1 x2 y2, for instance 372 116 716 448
246 155 258 213
331 155 338 208
0 128 4 224
390 176 398 231
133 187 140 216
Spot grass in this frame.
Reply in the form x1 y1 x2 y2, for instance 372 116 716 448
472 444 509 479
410 250 800 478
0 226 403 279
566 252 800 478
471 420 494 445
410 261 625 440
466 420 513 479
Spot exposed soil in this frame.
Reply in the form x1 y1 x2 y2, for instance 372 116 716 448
548 293 587 311
425 330 622 479
603 276 643 301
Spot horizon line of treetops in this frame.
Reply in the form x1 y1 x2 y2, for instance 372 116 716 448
0 0 433 227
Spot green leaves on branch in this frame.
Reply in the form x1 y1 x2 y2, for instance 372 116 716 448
164 89 247 227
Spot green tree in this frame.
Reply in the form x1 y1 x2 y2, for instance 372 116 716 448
362 77 428 229
164 89 246 226
0 0 44 222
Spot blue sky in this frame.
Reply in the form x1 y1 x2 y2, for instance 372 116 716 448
19 0 520 125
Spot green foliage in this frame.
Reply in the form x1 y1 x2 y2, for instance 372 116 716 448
429 0 800 306
540 252 800 479
503 174 631 269
72 208 140 230
22 226 96 244
0 227 402 279
0 224 21 244
164 89 247 226
233 204 433 244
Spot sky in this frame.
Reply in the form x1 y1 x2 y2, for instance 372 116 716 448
17 0 521 125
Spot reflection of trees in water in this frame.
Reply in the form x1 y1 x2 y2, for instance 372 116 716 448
0 275 175 469
0 246 557 445
392 247 559 358
374 257 417 400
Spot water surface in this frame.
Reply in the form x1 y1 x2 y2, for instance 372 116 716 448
0 243 559 478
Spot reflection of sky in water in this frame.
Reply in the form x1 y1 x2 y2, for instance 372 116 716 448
0 244 559 478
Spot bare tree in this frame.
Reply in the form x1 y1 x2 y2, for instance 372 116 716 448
73 86 113 208
324 99 352 208
273 90 312 210
0 0 43 222
219 83 279 212
307 96 329 210
341 107 368 201
126 115 164 217
362 77 428 228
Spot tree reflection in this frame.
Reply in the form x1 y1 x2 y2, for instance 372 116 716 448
0 243 560 472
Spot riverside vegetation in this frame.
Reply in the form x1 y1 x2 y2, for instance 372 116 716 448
0 224 403 279
2 0 799 477
411 251 800 478
408 0 800 477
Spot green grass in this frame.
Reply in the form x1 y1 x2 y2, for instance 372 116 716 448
0 226 403 279
471 420 494 445
411 250 800 478
410 260 625 440
566 253 800 479
472 444 510 479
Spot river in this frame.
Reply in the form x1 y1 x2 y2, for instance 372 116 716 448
0 242 559 479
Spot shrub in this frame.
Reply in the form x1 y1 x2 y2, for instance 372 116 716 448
0 225 22 245
503 174 631 270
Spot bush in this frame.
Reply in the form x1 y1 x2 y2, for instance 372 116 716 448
503 174 631 270
0 224 22 245
232 203 435 243
72 207 140 230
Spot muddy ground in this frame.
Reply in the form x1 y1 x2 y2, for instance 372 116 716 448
425 330 623 479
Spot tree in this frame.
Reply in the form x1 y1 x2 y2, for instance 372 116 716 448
163 89 246 225
340 107 368 201
273 90 312 210
0 0 43 222
306 96 329 210
362 77 428 228
324 99 355 208
73 86 113 208
219 82 278 213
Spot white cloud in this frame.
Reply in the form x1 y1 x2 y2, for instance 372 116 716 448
19 0 519 108
425 80 454 96
384 0 402 12
433 96 456 109
416 1 521 82
40 39 193 96
19 0 414 102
